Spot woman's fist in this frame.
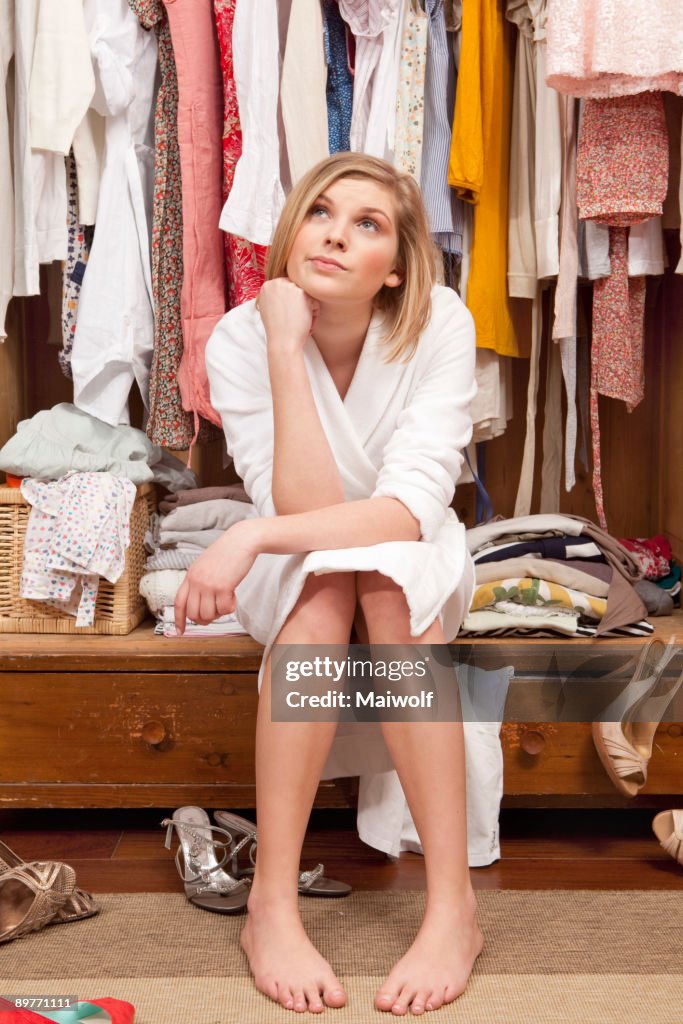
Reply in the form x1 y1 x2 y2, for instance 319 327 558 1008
258 278 319 354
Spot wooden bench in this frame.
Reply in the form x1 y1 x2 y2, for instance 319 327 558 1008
1 610 682 810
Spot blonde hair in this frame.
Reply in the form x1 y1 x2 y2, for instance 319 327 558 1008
266 153 438 362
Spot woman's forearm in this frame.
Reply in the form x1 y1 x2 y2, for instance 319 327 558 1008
268 350 345 513
236 496 421 556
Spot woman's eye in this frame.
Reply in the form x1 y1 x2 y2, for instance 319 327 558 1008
359 218 379 231
310 205 329 217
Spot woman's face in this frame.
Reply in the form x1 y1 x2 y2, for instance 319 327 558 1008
286 177 403 306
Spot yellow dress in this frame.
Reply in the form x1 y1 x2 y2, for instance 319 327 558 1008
449 0 525 357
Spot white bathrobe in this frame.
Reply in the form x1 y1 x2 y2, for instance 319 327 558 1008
205 284 490 860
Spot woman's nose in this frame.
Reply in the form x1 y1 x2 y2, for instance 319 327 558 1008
324 225 347 249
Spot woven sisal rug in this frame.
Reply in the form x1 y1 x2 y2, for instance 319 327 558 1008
1 891 681 1023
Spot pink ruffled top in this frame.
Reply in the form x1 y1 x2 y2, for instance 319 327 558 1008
546 0 683 98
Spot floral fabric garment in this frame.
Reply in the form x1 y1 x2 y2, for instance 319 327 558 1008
60 150 92 381
213 0 268 308
393 1 428 179
20 473 137 627
129 0 215 448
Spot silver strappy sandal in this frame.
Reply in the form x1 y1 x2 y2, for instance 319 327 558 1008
214 809 352 897
161 806 251 914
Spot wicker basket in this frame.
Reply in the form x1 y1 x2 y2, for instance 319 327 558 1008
0 482 156 634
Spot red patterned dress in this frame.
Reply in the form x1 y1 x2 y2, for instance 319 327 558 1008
213 0 269 307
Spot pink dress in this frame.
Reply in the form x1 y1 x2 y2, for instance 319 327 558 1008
165 0 228 439
576 92 668 528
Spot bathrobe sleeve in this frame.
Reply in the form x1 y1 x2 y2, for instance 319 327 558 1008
372 288 477 542
205 305 277 518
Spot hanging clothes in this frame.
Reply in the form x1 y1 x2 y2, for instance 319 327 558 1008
60 151 92 380
449 0 522 356
393 0 428 180
0 0 13 339
213 0 269 308
338 0 401 154
322 0 354 154
12 0 67 299
129 0 198 448
29 0 95 156
281 0 329 182
576 91 668 528
546 0 683 99
219 0 285 247
71 0 156 428
421 0 464 255
165 0 227 439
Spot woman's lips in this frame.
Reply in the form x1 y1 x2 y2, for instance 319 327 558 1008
310 257 346 272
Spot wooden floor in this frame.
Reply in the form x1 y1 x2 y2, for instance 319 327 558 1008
0 807 681 893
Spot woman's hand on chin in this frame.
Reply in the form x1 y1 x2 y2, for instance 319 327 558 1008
259 278 319 355
173 520 260 635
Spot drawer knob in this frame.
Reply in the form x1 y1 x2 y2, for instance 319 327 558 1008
520 729 545 755
142 720 168 747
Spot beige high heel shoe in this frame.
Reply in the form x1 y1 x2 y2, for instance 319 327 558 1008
592 640 682 797
652 810 683 866
0 839 100 924
0 861 76 944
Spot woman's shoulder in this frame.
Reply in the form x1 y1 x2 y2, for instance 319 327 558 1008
205 299 265 368
421 285 476 350
429 283 472 322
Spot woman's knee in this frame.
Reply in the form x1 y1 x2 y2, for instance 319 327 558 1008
280 571 357 640
355 571 413 632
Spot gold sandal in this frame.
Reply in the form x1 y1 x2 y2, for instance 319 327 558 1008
0 861 76 944
0 839 99 924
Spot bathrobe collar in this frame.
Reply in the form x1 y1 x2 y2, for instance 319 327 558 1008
303 309 406 448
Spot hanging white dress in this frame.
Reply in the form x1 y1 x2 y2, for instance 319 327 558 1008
70 0 157 427
206 284 480 858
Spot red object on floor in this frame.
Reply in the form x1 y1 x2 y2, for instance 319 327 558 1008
0 998 135 1023
4 474 23 488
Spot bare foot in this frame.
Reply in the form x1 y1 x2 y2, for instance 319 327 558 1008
374 890 484 1015
241 897 347 1013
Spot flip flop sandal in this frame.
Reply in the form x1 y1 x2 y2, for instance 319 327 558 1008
214 810 352 897
161 806 251 914
0 839 100 923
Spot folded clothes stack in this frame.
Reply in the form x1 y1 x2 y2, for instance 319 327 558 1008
140 485 257 635
462 513 654 638
619 534 681 615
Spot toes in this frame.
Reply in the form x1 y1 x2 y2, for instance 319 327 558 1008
424 990 442 1012
292 988 307 1013
323 984 347 1008
391 986 416 1016
304 984 324 1013
375 990 397 1013
279 985 295 1011
410 990 431 1015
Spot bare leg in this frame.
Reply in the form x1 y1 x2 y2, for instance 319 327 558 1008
241 572 356 1013
355 572 484 1015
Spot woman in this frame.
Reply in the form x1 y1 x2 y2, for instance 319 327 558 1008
175 153 483 1015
